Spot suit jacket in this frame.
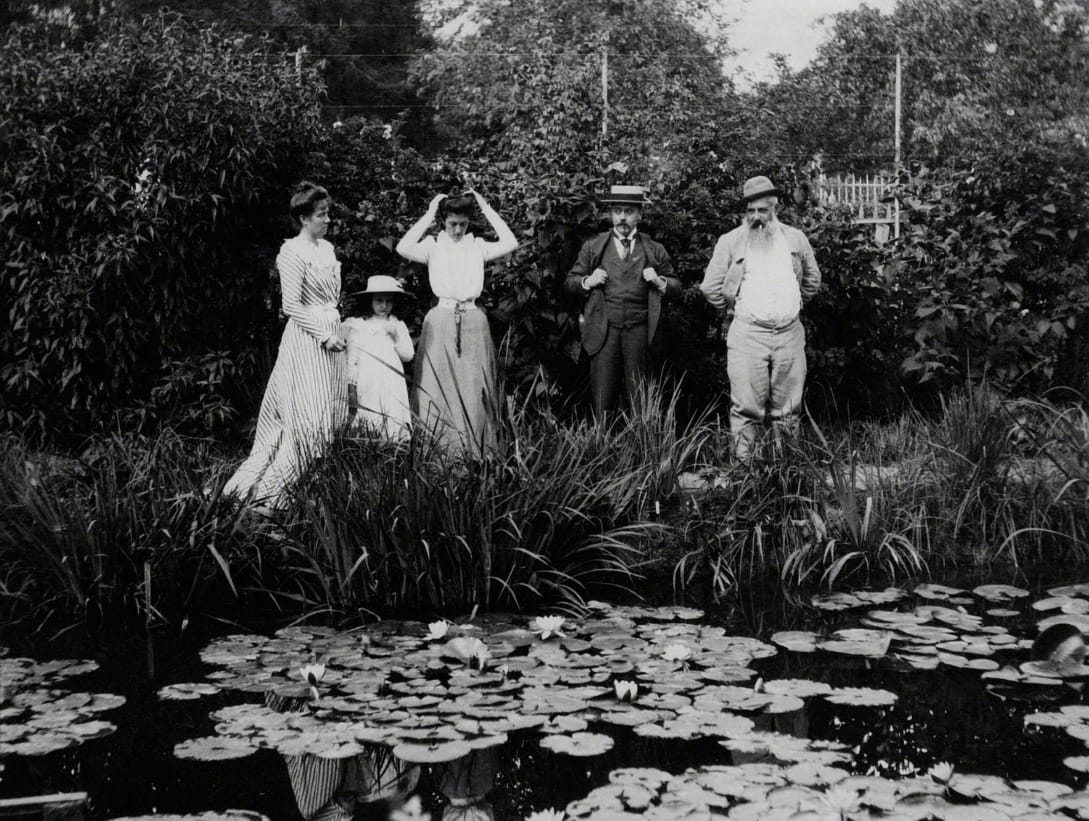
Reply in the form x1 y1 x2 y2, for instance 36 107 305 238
698 223 821 312
565 231 682 356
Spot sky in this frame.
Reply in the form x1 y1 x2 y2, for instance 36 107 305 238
723 0 900 85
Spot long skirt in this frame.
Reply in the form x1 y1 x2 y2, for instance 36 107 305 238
412 304 497 458
224 317 347 505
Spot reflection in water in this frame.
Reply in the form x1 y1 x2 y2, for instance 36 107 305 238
436 748 497 821
268 693 419 820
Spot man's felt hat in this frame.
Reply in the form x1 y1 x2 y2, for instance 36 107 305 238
741 176 782 204
601 184 649 207
357 275 409 296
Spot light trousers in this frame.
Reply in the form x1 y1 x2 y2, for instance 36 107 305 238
726 316 807 459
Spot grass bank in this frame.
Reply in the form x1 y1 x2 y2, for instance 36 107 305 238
3 383 1088 635
0 383 707 634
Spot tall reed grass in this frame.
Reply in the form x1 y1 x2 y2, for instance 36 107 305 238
0 381 712 629
673 386 1089 604
272 380 711 617
0 432 257 634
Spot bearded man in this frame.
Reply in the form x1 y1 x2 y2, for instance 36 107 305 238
699 176 821 459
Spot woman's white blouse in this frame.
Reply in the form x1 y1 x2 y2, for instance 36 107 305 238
399 232 509 301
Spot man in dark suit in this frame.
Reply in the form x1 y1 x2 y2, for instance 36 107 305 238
566 185 683 416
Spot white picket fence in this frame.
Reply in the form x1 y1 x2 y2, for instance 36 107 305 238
818 172 899 229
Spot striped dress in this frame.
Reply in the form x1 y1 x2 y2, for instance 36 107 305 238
225 237 346 504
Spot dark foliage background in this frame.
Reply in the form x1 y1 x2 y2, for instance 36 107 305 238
2 0 1088 445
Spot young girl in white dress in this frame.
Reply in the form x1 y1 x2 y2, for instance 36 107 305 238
343 275 414 442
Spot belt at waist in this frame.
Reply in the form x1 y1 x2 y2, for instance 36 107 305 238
734 309 799 331
436 297 477 310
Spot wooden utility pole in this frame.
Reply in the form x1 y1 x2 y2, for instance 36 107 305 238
295 45 307 84
893 50 903 239
601 36 610 138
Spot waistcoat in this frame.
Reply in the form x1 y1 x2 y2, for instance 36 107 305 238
602 238 650 328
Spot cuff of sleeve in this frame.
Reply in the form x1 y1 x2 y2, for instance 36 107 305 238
581 276 591 291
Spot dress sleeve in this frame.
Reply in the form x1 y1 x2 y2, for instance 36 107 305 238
277 243 338 342
392 318 414 363
396 234 434 266
344 320 364 383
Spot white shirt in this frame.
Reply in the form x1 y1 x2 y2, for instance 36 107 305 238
398 231 511 301
736 226 801 325
612 229 638 259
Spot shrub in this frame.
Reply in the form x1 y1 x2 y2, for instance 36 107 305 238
0 15 324 442
896 145 1089 393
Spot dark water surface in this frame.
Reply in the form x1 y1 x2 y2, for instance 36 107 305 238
4 575 1089 820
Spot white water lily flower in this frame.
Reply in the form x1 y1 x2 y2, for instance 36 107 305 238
472 643 491 671
445 636 490 670
929 761 955 784
614 680 638 702
390 795 431 821
427 620 450 641
525 810 565 821
299 663 326 685
662 643 692 664
821 785 862 815
533 615 566 640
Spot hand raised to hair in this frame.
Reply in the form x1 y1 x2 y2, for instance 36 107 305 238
428 193 447 213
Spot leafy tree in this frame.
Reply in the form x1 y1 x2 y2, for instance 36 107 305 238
752 0 1089 172
2 0 428 131
0 15 324 441
411 0 735 172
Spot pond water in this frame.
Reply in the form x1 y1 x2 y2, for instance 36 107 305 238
5 579 1089 820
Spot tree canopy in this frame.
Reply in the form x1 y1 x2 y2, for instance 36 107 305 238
751 0 1089 172
411 0 736 173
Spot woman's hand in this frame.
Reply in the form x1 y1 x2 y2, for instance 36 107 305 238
323 334 346 352
428 193 447 214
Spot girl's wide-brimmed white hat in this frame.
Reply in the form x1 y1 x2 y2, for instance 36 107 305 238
359 275 409 296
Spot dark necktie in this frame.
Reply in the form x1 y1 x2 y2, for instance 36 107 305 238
620 237 632 259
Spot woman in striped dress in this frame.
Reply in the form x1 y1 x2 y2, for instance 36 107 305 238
224 182 347 506
396 190 518 458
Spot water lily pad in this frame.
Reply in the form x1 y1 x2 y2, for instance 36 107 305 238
770 631 819 652
159 683 222 701
763 679 834 699
392 739 472 763
824 687 898 707
1063 756 1089 773
174 737 258 761
915 583 967 600
973 584 1029 602
110 813 269 820
540 731 614 757
1049 584 1089 598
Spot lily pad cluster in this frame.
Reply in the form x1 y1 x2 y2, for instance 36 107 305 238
558 762 1089 820
110 813 269 820
0 654 124 756
167 603 898 767
775 582 1089 693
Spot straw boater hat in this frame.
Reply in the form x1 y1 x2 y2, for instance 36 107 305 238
600 184 649 207
358 275 409 296
741 176 782 204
